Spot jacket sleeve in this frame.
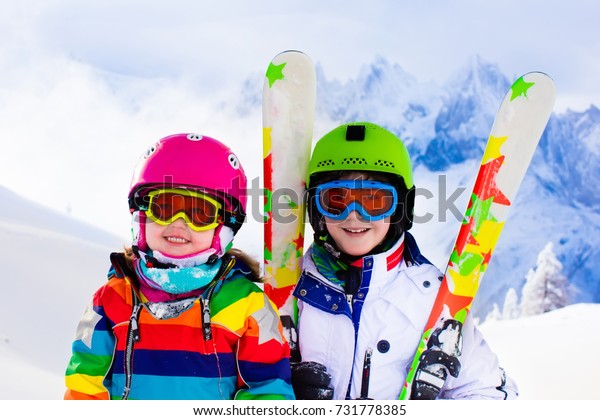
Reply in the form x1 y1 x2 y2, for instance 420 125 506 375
64 285 116 400
438 315 518 400
233 290 295 400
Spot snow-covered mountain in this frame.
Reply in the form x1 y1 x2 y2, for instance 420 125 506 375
236 55 600 317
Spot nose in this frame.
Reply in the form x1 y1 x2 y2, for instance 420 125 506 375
346 210 365 221
169 215 189 227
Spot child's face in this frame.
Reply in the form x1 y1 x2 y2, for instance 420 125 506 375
145 217 215 257
325 212 391 257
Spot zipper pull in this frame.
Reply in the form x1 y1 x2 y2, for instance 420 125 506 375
346 294 353 313
130 304 142 342
359 347 373 400
201 297 212 341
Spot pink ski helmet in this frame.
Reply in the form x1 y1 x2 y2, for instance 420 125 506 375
128 133 247 258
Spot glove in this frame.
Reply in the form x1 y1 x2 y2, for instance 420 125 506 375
291 361 334 400
411 319 463 400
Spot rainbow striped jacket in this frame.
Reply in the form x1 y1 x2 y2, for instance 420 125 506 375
65 253 294 400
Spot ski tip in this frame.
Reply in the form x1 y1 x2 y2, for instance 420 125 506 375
521 71 556 89
264 50 316 89
509 71 556 104
270 50 311 61
276 49 308 55
521 70 553 79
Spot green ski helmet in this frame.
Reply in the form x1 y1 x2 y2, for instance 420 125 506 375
307 122 416 241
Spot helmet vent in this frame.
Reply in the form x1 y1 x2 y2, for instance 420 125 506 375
316 159 335 168
341 157 368 166
373 159 396 168
187 133 203 141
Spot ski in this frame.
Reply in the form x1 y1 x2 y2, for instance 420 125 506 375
400 72 556 399
262 50 316 348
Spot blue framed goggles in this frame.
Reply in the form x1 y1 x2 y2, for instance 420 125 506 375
315 180 398 221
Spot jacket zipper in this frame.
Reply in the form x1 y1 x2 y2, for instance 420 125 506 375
120 255 237 399
122 296 142 400
200 255 237 341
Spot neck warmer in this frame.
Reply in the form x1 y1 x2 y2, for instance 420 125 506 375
134 251 223 301
311 234 405 294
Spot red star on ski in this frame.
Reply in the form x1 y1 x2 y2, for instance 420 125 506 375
293 232 304 252
472 156 511 205
481 250 493 267
264 284 294 309
454 216 478 256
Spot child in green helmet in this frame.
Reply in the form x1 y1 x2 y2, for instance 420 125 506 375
290 122 517 400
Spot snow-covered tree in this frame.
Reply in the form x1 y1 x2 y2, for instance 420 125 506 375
520 242 569 317
520 267 543 316
502 287 520 320
485 303 502 322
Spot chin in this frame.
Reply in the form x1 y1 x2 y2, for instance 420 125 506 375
341 246 372 257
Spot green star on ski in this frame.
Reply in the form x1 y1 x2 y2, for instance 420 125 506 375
283 194 298 209
510 77 535 101
450 249 484 277
266 61 286 88
465 193 497 234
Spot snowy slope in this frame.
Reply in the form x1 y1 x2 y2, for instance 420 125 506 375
0 186 124 399
0 336 62 399
479 303 600 400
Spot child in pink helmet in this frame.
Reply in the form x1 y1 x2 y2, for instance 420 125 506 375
64 133 294 400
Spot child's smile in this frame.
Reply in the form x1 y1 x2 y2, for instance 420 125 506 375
325 211 390 257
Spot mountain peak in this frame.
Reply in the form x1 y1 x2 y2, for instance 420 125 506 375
416 56 511 170
447 54 509 98
352 55 416 99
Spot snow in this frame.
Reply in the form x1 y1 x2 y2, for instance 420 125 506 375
480 304 600 400
0 187 124 400
0 336 63 399
1 186 599 402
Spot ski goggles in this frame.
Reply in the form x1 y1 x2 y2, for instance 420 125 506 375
315 180 398 221
144 188 223 232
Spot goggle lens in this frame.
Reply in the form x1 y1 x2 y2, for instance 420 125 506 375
145 189 222 231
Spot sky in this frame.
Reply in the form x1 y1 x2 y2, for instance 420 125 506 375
0 0 599 241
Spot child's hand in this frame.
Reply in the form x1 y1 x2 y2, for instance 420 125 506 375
291 361 334 400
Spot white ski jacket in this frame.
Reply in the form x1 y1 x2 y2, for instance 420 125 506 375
294 233 518 400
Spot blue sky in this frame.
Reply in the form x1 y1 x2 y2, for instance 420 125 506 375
0 0 598 239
